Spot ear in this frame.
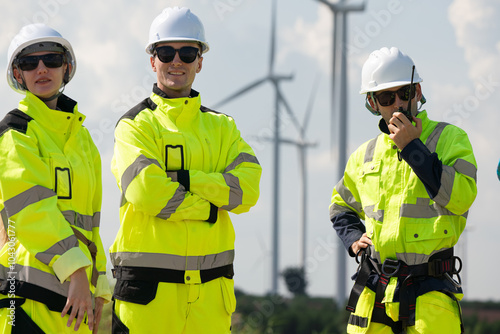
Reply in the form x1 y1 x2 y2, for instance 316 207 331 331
367 94 377 109
150 56 157 72
13 67 23 84
196 56 203 74
415 83 422 101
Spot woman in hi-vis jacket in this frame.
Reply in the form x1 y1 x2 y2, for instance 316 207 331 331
0 24 111 333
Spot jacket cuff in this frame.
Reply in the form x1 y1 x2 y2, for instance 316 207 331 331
95 274 112 303
52 247 91 283
177 170 190 192
207 203 218 224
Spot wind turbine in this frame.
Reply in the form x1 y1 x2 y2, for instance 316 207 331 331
212 0 300 295
278 77 319 269
315 0 366 303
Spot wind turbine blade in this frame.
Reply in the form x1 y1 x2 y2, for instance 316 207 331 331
269 0 277 75
303 74 321 133
276 86 302 133
212 77 269 109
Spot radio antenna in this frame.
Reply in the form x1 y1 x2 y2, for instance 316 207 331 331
407 65 415 117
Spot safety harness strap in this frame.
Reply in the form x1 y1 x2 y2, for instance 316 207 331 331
346 248 462 333
70 226 98 287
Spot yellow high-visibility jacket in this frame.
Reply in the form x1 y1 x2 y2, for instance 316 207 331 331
0 92 111 310
110 85 261 293
330 110 477 266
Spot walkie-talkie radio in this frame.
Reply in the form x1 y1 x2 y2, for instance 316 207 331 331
398 65 415 122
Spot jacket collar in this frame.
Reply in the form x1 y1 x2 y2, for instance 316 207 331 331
152 83 200 99
18 92 84 134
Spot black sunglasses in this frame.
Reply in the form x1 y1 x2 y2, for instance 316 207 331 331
155 46 200 64
374 84 416 107
16 53 65 71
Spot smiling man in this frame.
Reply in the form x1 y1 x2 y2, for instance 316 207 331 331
109 7 262 334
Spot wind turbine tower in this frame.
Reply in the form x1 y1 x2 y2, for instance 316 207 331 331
316 0 366 303
213 0 300 294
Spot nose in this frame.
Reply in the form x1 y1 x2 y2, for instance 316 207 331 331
171 51 183 65
36 60 48 73
393 94 406 109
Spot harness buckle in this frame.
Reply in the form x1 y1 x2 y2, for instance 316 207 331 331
381 258 401 277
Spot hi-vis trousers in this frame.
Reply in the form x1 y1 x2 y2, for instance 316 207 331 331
112 276 236 334
0 297 92 334
347 288 462 334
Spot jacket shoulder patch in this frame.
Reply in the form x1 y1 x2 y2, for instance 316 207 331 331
200 105 230 118
120 98 158 122
0 109 33 137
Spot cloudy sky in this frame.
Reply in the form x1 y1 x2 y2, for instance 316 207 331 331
1 0 499 302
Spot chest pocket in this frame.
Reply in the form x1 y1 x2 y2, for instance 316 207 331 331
359 160 381 206
162 133 186 171
49 153 72 199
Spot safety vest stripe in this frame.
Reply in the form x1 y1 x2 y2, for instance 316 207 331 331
61 210 100 231
1 263 69 297
369 247 452 265
364 137 379 163
397 247 453 265
425 122 449 152
329 203 353 220
3 185 55 218
220 173 243 211
363 204 384 222
335 178 363 213
121 154 162 197
453 158 477 181
433 165 455 207
223 152 260 173
400 197 467 219
110 249 235 271
35 234 79 266
156 186 185 219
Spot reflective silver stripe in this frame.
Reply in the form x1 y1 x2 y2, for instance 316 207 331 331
425 122 449 152
369 245 380 263
395 247 453 266
92 212 101 228
156 186 185 219
110 249 235 271
433 165 455 207
453 158 477 181
363 204 384 222
220 174 243 211
0 263 69 297
329 203 353 220
121 154 162 195
335 178 363 213
61 211 99 231
3 185 55 217
364 137 378 163
224 153 260 173
400 197 467 219
35 234 79 265
370 247 453 266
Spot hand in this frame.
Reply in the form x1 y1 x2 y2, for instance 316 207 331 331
61 267 94 332
92 297 105 334
387 112 422 150
351 233 373 256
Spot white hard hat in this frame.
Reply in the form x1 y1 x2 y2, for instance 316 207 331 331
7 23 76 94
146 7 209 55
360 47 422 94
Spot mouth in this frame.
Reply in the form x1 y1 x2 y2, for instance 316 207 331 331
36 78 52 84
168 70 184 76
